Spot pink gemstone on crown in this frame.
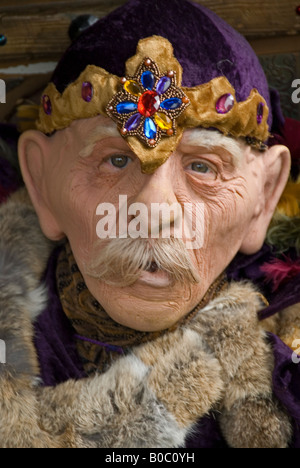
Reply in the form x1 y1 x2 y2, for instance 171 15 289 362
138 91 160 117
216 93 234 114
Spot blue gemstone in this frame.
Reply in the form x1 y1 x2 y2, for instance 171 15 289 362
156 76 171 95
125 113 142 131
144 118 157 140
141 71 155 90
0 34 7 46
116 101 138 114
160 97 182 110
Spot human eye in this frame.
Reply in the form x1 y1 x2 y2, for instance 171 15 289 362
107 154 132 169
185 159 217 179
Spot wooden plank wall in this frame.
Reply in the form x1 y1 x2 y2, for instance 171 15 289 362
1 0 300 66
0 0 300 122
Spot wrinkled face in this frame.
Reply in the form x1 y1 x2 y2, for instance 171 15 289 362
19 115 290 331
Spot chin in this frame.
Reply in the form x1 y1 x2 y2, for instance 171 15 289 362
97 284 197 333
85 268 201 332
104 301 186 332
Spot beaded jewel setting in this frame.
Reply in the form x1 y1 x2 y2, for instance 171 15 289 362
36 36 270 160
106 57 190 147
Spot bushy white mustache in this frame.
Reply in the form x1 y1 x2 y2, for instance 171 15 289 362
85 237 201 287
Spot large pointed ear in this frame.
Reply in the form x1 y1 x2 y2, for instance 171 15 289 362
240 144 291 255
18 130 64 241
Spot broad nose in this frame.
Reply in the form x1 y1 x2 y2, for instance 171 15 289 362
129 159 181 236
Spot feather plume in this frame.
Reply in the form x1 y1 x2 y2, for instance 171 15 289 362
261 256 300 291
266 213 300 254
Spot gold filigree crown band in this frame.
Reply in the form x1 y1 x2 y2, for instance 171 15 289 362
36 36 270 173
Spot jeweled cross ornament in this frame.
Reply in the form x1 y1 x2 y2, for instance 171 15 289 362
106 57 190 148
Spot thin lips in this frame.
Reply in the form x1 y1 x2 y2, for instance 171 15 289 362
137 268 172 288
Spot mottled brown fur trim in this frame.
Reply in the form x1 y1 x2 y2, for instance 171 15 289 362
219 396 292 449
0 187 55 376
135 329 224 428
189 281 292 448
0 187 54 284
0 371 74 448
0 188 68 447
38 355 190 448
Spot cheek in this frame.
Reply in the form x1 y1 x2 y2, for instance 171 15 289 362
185 175 251 232
58 168 139 256
190 178 258 268
56 170 105 250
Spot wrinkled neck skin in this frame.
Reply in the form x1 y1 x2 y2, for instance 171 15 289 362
19 116 290 332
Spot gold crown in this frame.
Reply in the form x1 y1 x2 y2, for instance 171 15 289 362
36 36 270 173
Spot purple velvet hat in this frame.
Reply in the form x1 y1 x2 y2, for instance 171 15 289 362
36 0 277 165
51 0 273 128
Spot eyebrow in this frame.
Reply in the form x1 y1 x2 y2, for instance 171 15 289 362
181 129 243 167
79 123 120 158
79 124 243 168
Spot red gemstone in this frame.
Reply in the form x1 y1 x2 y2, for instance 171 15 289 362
138 91 160 117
